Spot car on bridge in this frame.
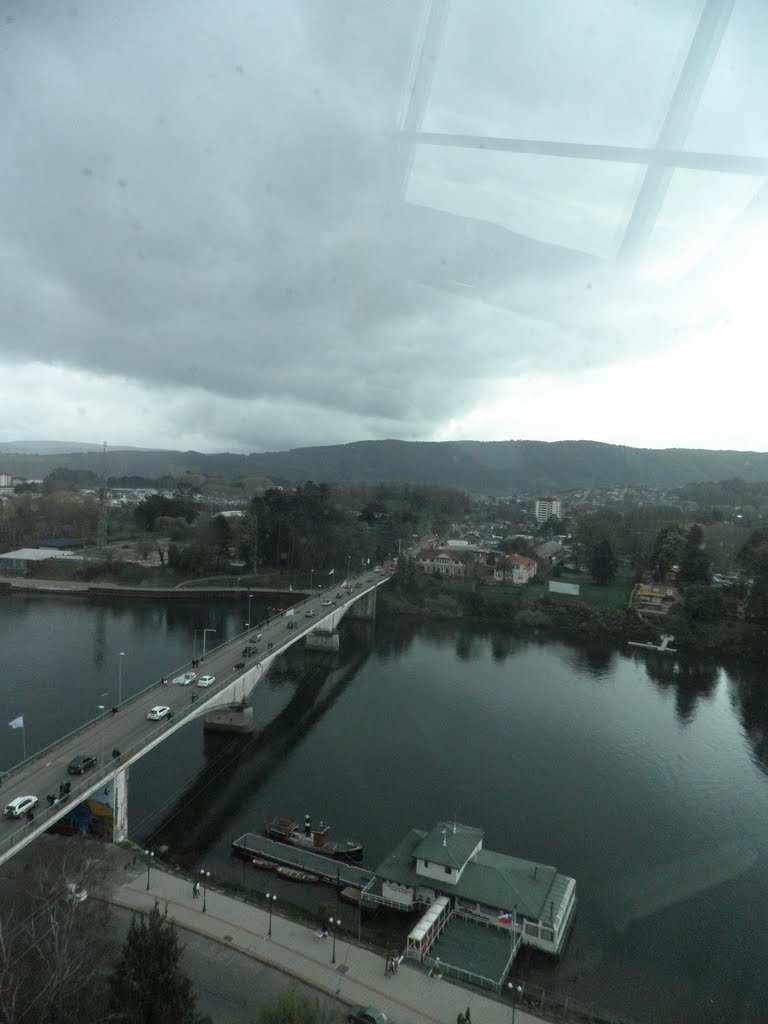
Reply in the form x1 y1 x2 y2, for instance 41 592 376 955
172 671 196 686
147 705 173 721
305 609 316 617
198 675 216 687
4 795 38 819
67 754 97 775
322 599 333 606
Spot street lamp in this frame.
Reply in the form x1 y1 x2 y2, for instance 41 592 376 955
266 892 277 937
202 629 216 659
309 568 314 594
97 697 108 765
144 848 154 890
248 593 253 632
507 982 523 1024
329 916 341 964
346 555 351 581
200 869 210 913
118 652 125 705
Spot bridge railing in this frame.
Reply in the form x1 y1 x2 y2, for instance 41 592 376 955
0 577 385 839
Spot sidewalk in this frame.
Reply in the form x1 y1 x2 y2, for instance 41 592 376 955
111 866 545 1024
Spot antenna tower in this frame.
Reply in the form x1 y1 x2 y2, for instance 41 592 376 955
97 441 108 550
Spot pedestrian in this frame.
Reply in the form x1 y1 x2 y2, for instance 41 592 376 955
193 881 200 899
465 1008 471 1024
393 954 399 974
457 1013 465 1024
191 692 197 703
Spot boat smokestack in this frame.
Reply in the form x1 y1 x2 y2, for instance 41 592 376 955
305 813 312 837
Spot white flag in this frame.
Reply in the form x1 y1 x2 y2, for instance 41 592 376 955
328 569 335 575
9 716 24 730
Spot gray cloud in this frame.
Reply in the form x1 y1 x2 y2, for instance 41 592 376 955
0 0 765 452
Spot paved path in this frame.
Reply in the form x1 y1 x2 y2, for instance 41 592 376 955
111 865 545 1024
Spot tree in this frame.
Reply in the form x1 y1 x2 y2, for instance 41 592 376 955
0 842 114 1024
678 524 710 585
589 538 617 585
650 524 687 581
109 902 211 1024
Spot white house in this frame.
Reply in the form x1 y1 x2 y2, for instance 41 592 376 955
494 553 537 584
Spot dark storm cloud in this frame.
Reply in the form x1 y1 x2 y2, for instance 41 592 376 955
0 0 765 450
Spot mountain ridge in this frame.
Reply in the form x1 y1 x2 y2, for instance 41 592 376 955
2 438 768 493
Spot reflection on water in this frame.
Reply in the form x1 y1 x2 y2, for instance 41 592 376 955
3 597 768 1022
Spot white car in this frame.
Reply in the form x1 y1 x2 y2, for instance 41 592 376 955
66 882 88 903
172 671 197 686
147 705 172 721
322 599 333 606
4 795 38 818
198 675 216 687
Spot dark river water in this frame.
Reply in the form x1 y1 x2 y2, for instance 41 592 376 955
2 591 767 1024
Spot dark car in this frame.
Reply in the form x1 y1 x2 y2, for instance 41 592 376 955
347 1008 388 1024
67 755 97 775
243 645 259 657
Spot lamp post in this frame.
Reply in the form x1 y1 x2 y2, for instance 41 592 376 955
97 699 108 765
200 869 210 913
144 848 154 890
248 593 253 632
309 568 314 595
507 982 523 1024
202 629 216 659
329 916 341 964
118 652 125 705
346 555 351 582
266 892 277 937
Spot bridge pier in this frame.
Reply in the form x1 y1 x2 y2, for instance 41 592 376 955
346 587 377 621
305 629 340 652
203 701 254 734
113 765 129 844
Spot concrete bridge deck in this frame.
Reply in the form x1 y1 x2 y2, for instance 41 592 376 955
0 573 390 868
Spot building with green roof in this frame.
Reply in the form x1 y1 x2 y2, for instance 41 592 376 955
364 821 576 958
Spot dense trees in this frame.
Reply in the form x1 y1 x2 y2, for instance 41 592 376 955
588 538 618 585
678 524 710 584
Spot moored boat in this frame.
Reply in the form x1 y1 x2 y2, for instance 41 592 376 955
276 866 319 883
265 813 363 860
251 857 277 871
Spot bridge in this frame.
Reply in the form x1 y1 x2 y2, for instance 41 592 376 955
0 572 391 869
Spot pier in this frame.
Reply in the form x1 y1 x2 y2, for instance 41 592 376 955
232 833 375 890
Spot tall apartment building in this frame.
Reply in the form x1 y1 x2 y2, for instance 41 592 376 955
534 496 562 523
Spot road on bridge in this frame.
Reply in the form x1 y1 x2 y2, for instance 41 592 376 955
0 572 390 867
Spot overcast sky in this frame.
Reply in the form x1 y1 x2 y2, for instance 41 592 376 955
1 0 766 455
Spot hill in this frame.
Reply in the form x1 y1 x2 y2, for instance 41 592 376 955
3 438 768 493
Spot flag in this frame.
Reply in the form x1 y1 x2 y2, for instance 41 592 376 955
497 911 514 924
9 716 24 730
328 569 335 575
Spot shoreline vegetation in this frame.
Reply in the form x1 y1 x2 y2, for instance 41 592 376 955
3 559 767 664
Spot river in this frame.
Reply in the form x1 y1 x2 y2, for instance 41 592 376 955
1 591 767 1023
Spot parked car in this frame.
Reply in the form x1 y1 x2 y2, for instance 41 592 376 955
172 671 196 686
67 754 97 775
4 795 38 818
347 1008 388 1024
198 675 216 687
65 882 88 903
147 705 172 721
